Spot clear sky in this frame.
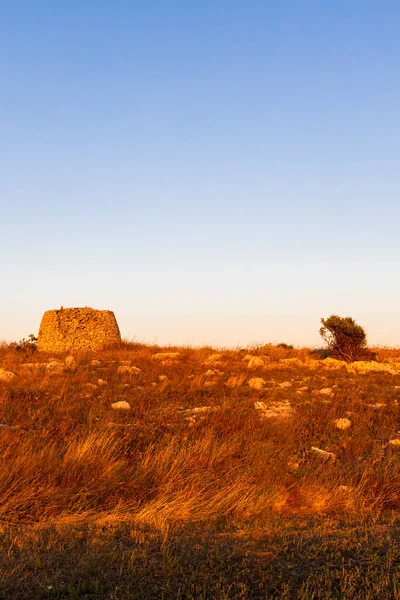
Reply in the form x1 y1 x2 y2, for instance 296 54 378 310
1 1 399 347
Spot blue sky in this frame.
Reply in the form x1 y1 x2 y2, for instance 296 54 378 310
1 1 399 347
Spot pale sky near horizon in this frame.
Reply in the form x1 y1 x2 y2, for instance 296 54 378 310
1 1 400 347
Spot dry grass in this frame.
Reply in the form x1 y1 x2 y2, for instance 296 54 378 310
1 341 400 598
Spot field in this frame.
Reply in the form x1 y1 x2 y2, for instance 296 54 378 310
1 341 400 599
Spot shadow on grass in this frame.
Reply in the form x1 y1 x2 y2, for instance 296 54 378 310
1 516 400 599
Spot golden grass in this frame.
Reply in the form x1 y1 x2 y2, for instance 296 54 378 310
1 341 400 597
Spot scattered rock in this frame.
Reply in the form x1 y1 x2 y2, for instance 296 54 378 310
111 400 131 410
204 353 223 366
255 400 294 420
0 369 17 382
319 387 334 397
334 417 351 430
204 369 219 376
117 365 142 376
248 377 266 390
180 406 219 421
46 360 64 374
367 403 386 410
20 362 47 370
242 354 254 362
347 361 397 375
323 357 347 369
65 356 76 369
91 360 101 367
247 356 265 369
97 379 108 387
311 447 336 461
279 381 292 389
388 438 400 447
159 375 169 382
152 352 180 361
279 358 304 366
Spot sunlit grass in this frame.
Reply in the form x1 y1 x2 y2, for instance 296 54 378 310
1 341 400 597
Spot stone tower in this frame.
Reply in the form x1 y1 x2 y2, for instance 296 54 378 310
37 307 121 352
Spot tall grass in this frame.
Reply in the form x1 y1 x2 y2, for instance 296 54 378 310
1 341 400 531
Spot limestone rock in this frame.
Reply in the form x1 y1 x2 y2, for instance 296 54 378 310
334 417 351 430
347 361 397 375
311 447 336 461
255 400 294 420
279 358 304 366
0 369 16 383
319 387 334 397
204 353 223 366
322 357 347 369
46 360 65 374
248 377 266 390
65 356 76 369
37 307 121 352
111 400 131 410
389 438 400 447
242 354 254 362
247 356 265 369
152 352 180 361
279 381 292 389
117 365 142 376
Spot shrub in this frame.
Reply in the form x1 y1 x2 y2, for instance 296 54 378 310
319 315 374 362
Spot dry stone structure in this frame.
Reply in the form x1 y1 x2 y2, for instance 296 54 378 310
37 307 121 352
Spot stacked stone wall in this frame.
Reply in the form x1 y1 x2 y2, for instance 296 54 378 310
37 307 121 352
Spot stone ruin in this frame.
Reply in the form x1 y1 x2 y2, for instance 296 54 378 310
37 307 121 352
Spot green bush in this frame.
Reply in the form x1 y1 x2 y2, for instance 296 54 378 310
319 315 374 362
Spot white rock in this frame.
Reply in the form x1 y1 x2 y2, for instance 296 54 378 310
255 400 294 420
334 418 351 430
367 403 386 410
46 360 64 374
20 362 47 370
242 354 254 362
111 401 131 410
204 353 223 366
248 377 266 390
319 387 334 396
65 356 76 369
152 352 180 361
0 369 16 382
247 356 265 369
311 447 336 461
279 381 292 389
254 401 267 410
117 365 142 376
181 406 218 417
388 438 400 447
